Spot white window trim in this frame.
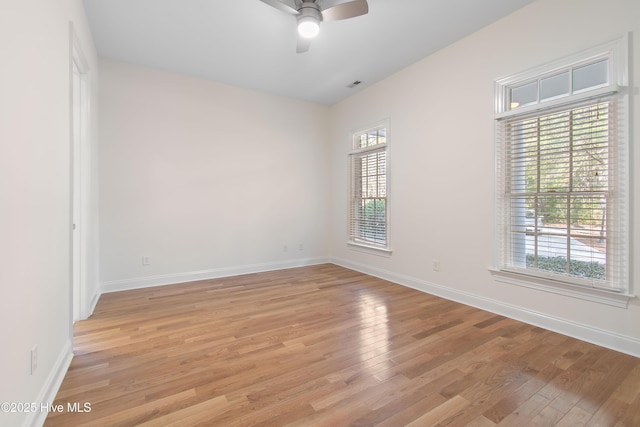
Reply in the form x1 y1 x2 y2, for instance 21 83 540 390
347 120 392 255
492 34 634 307
489 269 634 308
347 242 393 257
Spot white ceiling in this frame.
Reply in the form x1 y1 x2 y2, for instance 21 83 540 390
83 0 534 105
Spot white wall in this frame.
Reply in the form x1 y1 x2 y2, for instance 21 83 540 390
99 60 330 290
328 0 640 356
0 0 99 426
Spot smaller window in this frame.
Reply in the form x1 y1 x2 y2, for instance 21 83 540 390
348 123 389 252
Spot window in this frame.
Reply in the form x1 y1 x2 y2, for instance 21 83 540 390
349 123 389 253
494 36 630 302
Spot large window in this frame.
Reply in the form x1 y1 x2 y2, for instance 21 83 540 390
349 123 389 252
494 36 630 301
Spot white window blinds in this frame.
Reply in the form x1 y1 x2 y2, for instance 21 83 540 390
496 98 627 291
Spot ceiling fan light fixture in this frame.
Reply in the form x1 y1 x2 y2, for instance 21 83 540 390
297 4 322 39
297 15 320 38
259 0 369 52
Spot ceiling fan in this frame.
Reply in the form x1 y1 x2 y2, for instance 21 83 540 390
259 0 369 53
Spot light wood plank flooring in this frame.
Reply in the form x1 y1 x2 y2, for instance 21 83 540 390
46 264 640 426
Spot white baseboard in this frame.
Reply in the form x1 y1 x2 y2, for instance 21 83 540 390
331 257 640 358
79 287 102 320
100 257 331 294
87 289 101 316
25 340 73 427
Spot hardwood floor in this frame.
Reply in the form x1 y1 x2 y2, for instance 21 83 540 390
46 264 640 426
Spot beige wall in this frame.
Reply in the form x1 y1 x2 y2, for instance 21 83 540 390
328 0 640 355
98 60 330 289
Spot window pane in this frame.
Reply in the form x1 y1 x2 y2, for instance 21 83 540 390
573 59 608 92
568 195 606 280
367 131 378 147
538 112 571 192
571 104 609 192
540 71 570 101
356 128 386 149
356 134 366 149
510 81 537 109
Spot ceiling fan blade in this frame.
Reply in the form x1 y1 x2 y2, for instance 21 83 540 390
320 0 368 21
259 0 299 15
296 35 312 53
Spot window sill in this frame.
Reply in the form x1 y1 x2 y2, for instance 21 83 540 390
489 268 635 308
348 242 392 257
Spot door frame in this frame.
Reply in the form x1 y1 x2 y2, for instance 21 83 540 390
69 23 90 325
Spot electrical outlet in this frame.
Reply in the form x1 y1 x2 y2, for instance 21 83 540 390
298 243 304 251
433 260 441 272
31 345 38 375
142 256 151 266
283 245 288 252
